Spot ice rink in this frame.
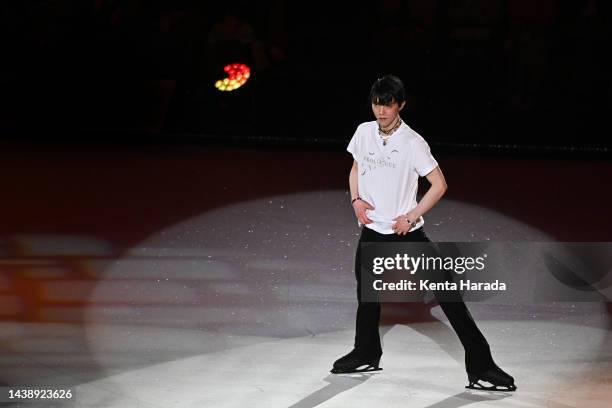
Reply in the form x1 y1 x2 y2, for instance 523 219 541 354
1 148 610 407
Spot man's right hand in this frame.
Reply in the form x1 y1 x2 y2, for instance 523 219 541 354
352 199 374 224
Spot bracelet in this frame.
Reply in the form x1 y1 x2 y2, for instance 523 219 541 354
351 197 361 204
404 217 417 228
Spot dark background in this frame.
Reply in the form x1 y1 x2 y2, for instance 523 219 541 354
1 0 610 153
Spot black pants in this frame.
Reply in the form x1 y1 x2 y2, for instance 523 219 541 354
354 226 495 374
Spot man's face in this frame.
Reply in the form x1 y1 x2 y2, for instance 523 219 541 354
371 100 405 128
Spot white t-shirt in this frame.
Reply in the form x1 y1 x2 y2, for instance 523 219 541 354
347 120 439 234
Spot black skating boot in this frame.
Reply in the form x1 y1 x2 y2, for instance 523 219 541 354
466 364 517 392
331 349 382 374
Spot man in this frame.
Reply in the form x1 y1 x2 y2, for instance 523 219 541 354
331 75 516 392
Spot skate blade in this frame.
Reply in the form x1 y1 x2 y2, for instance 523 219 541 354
330 366 382 374
465 382 517 392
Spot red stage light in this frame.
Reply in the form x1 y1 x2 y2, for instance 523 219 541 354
215 63 251 92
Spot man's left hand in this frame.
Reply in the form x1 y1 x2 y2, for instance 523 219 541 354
392 213 418 235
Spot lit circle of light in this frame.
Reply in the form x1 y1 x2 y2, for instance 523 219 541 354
81 192 608 407
214 63 251 92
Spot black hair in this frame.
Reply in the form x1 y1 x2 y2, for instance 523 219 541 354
369 75 406 106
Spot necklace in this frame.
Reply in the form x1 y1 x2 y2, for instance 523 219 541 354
378 116 402 146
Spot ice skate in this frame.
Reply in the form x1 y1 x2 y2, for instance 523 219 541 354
330 349 382 374
466 364 517 392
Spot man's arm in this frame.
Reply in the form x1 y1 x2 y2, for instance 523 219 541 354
349 160 374 224
393 166 447 234
349 160 359 201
